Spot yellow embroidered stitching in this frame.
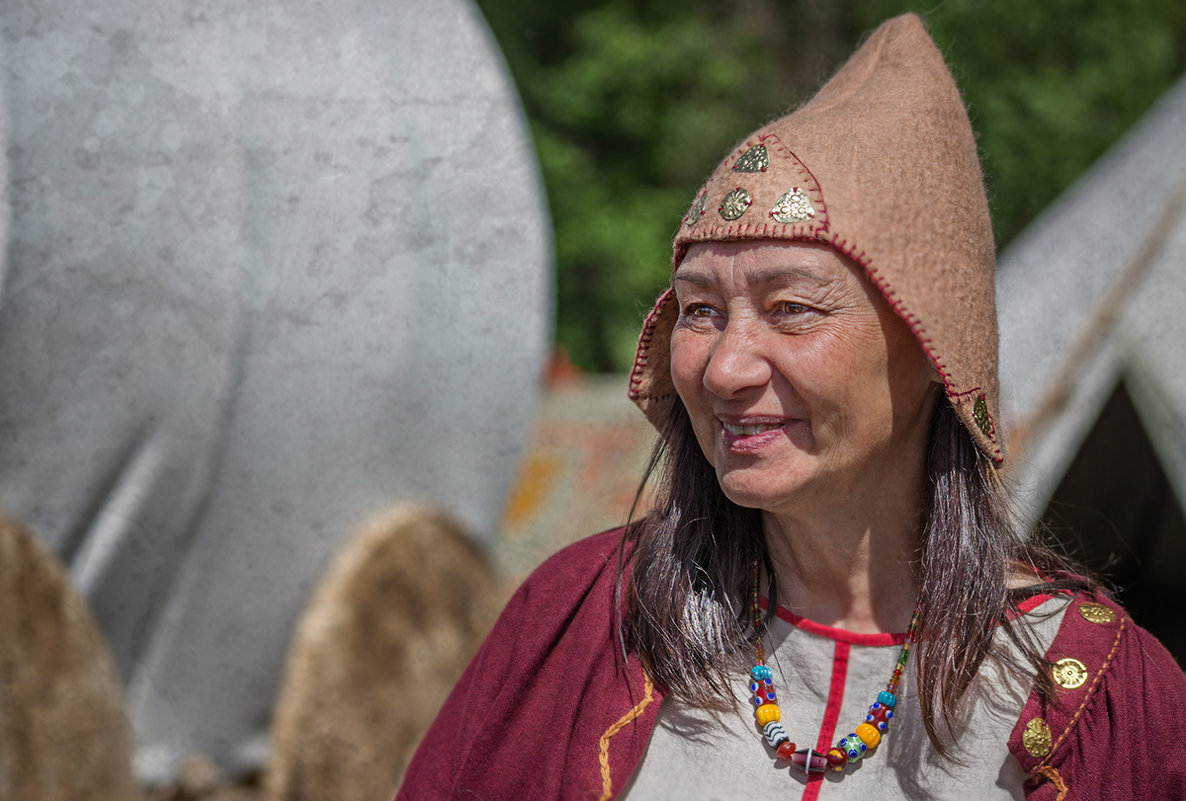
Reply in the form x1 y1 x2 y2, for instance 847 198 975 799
1036 612 1126 770
598 671 655 801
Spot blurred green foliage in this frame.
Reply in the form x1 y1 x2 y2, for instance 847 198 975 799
477 0 1186 372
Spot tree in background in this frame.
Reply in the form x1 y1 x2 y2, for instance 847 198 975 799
478 0 1186 372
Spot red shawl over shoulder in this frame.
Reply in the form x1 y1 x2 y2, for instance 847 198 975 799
397 528 661 801
398 528 1186 800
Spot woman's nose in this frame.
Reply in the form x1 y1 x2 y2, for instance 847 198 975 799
702 320 772 399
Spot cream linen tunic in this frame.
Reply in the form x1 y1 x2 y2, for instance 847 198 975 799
623 597 1068 801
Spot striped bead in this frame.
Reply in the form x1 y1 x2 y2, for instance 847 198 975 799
763 721 789 748
791 748 829 773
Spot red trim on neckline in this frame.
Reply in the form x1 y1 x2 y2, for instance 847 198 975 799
761 597 906 646
761 592 1063 647
1011 592 1056 617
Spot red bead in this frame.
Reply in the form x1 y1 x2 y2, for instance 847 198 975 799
776 741 797 759
826 747 848 771
791 748 829 773
866 704 891 731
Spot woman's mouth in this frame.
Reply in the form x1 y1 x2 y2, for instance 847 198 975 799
718 418 792 452
721 422 783 436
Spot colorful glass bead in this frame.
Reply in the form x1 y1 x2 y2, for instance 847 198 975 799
839 733 867 761
856 722 881 749
744 561 923 784
791 748 829 773
755 703 780 726
763 721 789 748
866 703 892 732
750 677 776 705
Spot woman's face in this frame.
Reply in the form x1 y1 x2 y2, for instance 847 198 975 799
669 240 937 516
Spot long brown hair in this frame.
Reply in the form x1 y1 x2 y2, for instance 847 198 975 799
623 395 1089 756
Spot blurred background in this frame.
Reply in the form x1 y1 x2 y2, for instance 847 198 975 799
477 0 1186 372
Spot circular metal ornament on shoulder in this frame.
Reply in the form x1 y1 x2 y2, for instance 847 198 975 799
1051 657 1089 689
1077 603 1117 624
1022 717 1053 758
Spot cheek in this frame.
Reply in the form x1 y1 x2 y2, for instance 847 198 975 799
794 335 892 431
670 334 719 462
669 332 707 400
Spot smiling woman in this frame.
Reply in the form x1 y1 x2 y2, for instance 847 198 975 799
397 13 1186 801
669 241 936 530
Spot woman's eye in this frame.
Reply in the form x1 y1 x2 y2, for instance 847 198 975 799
683 303 715 318
777 301 811 315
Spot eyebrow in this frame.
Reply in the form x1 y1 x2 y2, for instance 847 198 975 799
673 264 834 290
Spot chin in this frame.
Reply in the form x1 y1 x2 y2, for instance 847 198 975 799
716 469 799 513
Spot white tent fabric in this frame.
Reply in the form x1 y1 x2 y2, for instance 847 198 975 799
998 74 1186 528
0 0 550 781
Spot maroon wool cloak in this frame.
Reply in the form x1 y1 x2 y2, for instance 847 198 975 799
397 528 1186 800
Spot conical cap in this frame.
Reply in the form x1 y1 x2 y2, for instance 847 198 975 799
629 13 1002 462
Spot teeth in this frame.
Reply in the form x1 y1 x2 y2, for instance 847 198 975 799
723 422 781 436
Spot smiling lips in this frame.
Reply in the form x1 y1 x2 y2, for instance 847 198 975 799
721 422 783 436
718 419 795 452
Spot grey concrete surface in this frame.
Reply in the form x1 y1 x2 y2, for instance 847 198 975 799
0 0 551 781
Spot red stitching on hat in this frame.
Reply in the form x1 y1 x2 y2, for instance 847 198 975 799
812 230 1003 464
820 230 963 393
760 134 830 223
628 289 673 398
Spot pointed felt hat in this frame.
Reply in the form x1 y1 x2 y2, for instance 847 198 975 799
628 13 1003 463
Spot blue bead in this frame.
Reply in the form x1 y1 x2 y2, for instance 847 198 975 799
751 665 773 681
878 690 897 708
839 734 866 761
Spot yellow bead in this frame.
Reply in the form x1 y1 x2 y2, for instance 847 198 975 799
755 703 781 726
855 722 881 748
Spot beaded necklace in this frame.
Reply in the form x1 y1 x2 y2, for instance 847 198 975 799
748 563 923 774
